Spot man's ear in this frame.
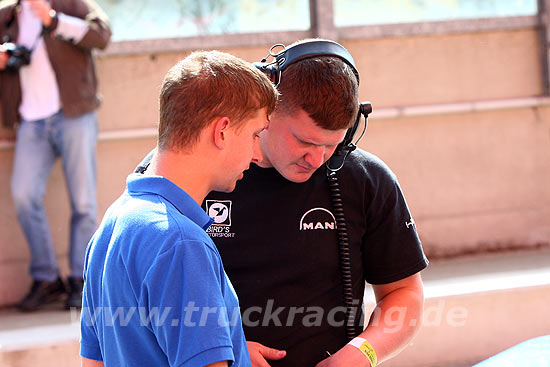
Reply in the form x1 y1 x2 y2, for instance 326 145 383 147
213 117 231 150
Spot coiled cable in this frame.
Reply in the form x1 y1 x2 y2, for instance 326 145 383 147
325 102 372 341
327 170 358 341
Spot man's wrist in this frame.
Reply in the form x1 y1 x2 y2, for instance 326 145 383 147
43 9 59 32
348 337 378 367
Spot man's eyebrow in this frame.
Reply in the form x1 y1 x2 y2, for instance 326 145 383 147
295 133 340 147
295 136 314 145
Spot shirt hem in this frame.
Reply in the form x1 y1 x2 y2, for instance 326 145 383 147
177 345 235 367
366 258 429 285
80 342 103 362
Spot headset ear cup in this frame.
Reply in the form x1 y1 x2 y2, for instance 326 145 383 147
267 66 277 84
253 62 278 84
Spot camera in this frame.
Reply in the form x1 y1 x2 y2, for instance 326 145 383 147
1 42 31 72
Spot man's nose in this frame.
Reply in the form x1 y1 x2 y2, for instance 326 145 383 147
304 146 326 168
251 137 263 164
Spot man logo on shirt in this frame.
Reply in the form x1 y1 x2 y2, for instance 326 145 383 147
299 207 337 231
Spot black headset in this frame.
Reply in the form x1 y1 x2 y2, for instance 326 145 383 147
254 39 372 172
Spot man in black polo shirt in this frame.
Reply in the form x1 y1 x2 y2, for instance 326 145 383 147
136 40 428 367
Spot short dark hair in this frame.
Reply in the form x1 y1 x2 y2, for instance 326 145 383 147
276 39 359 130
158 50 279 151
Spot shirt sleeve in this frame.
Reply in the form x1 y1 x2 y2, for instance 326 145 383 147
48 0 111 50
80 279 103 361
139 240 236 367
54 13 89 44
361 156 429 284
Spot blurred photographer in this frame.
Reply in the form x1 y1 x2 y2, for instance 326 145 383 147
0 0 110 311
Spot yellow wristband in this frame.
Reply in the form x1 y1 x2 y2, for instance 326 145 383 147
348 337 378 367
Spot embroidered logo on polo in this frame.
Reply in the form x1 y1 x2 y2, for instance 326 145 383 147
205 200 235 238
299 207 337 231
405 217 416 229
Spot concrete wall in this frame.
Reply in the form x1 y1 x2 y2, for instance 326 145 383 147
0 27 549 306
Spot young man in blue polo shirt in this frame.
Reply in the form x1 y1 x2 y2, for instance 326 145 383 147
80 51 278 367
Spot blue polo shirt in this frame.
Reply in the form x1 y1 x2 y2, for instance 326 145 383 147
80 173 250 367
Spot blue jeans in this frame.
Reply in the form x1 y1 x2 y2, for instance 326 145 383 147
11 110 98 282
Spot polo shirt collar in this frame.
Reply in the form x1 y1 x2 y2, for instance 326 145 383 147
126 173 214 230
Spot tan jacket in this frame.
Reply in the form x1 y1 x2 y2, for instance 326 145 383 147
0 0 111 128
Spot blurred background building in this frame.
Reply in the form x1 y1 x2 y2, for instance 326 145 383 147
0 0 549 366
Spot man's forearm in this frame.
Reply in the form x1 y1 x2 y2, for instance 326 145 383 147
316 274 424 367
359 274 424 365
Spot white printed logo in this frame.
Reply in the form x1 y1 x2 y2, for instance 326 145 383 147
206 200 231 225
205 200 236 238
299 207 337 231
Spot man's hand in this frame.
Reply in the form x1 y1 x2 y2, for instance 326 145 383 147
0 47 8 70
26 0 53 27
315 345 372 367
247 341 286 367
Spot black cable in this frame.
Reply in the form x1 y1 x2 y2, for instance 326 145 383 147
326 102 372 342
327 170 358 341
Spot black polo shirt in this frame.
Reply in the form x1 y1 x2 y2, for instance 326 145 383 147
203 149 428 367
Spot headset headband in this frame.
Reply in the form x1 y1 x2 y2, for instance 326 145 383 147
254 39 359 86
